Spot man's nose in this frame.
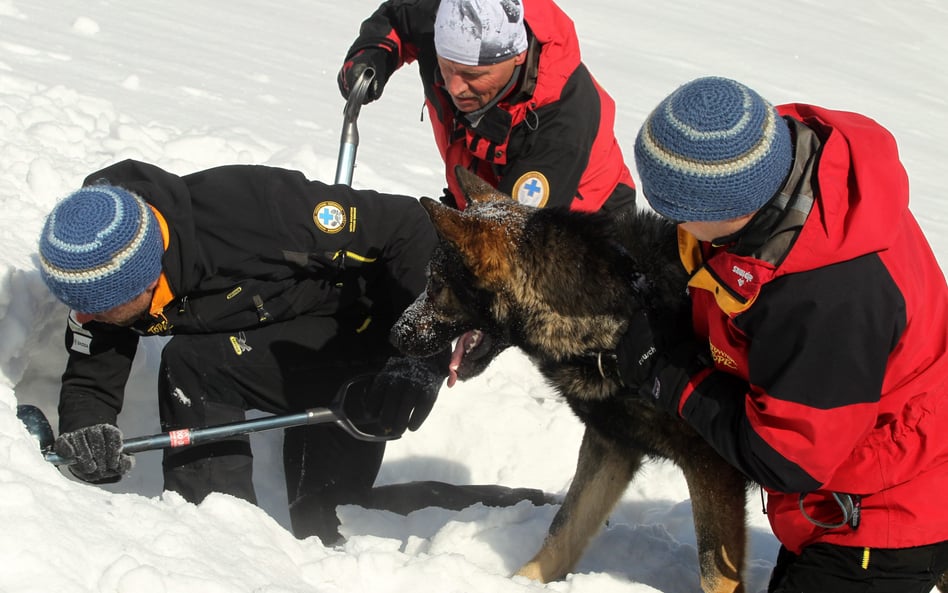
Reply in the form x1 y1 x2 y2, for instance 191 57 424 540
444 74 466 96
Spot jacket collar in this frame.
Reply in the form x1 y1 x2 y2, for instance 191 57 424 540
707 118 821 265
680 119 822 315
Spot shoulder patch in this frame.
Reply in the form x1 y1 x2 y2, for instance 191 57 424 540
512 171 550 208
313 201 346 234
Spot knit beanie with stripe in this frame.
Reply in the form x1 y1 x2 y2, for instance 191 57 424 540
38 184 163 313
634 76 793 222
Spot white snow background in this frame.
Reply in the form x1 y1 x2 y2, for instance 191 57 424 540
1 1 946 592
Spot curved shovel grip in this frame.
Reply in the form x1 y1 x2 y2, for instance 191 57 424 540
335 67 376 186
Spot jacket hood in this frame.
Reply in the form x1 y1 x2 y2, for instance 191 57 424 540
522 0 580 105
777 103 910 274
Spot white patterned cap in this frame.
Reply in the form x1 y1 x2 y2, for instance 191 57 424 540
434 0 528 66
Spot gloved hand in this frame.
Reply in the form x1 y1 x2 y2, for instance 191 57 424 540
54 424 134 483
366 352 448 436
337 48 392 104
438 187 459 209
615 309 709 414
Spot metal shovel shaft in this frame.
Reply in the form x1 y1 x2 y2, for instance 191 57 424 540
41 407 341 466
336 135 359 186
24 374 397 467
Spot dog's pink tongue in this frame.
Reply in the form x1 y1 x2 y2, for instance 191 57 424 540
448 331 476 388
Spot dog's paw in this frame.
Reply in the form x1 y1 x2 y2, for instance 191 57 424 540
514 562 546 582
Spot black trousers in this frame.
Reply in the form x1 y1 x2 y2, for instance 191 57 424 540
768 541 948 593
157 310 395 544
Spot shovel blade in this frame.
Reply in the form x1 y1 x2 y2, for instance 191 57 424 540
16 404 55 452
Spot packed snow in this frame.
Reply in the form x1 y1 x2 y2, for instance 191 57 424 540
1 1 945 592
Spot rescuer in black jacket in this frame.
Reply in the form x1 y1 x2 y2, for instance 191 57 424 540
37 159 446 543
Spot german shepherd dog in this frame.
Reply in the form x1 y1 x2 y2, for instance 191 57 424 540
391 167 751 593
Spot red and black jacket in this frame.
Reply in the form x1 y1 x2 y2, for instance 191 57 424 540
676 107 948 553
343 0 635 213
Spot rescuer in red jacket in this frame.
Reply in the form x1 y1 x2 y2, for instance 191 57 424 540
337 0 636 215
616 76 948 592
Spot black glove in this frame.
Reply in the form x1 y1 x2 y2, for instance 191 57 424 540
337 48 392 104
54 424 134 483
615 309 708 414
438 188 459 209
366 353 448 436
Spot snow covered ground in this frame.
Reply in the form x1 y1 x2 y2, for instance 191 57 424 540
1 0 945 591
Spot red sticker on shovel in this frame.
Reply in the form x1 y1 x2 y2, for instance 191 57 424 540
169 429 192 447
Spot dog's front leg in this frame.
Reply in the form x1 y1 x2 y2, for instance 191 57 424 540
681 456 748 593
515 427 641 582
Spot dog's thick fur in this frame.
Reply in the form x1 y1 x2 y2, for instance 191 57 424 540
391 168 751 593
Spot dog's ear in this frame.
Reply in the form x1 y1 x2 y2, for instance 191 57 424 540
419 197 462 241
454 166 513 205
418 197 516 289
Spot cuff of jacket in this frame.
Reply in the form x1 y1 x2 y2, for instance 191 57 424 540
675 366 715 416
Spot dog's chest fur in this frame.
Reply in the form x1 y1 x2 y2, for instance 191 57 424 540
491 208 702 457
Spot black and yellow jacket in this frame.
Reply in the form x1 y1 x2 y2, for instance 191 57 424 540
58 159 436 432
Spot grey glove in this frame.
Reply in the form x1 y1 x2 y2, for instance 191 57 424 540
367 353 448 436
54 424 134 483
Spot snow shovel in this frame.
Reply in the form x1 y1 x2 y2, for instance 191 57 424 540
334 66 376 186
16 373 398 467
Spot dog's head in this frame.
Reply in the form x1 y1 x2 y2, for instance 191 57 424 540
392 167 674 387
391 168 527 385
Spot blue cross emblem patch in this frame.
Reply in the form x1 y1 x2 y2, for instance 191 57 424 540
313 201 346 234
513 171 550 208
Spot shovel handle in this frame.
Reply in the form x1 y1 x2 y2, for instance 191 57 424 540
335 67 376 186
36 375 396 466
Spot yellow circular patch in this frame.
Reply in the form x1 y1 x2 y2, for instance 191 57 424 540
313 201 346 233
512 171 550 208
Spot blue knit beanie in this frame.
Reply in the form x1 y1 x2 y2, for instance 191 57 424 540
634 76 793 222
38 184 163 314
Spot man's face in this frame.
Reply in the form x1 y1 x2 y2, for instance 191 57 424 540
437 53 526 113
73 282 157 326
679 215 755 243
